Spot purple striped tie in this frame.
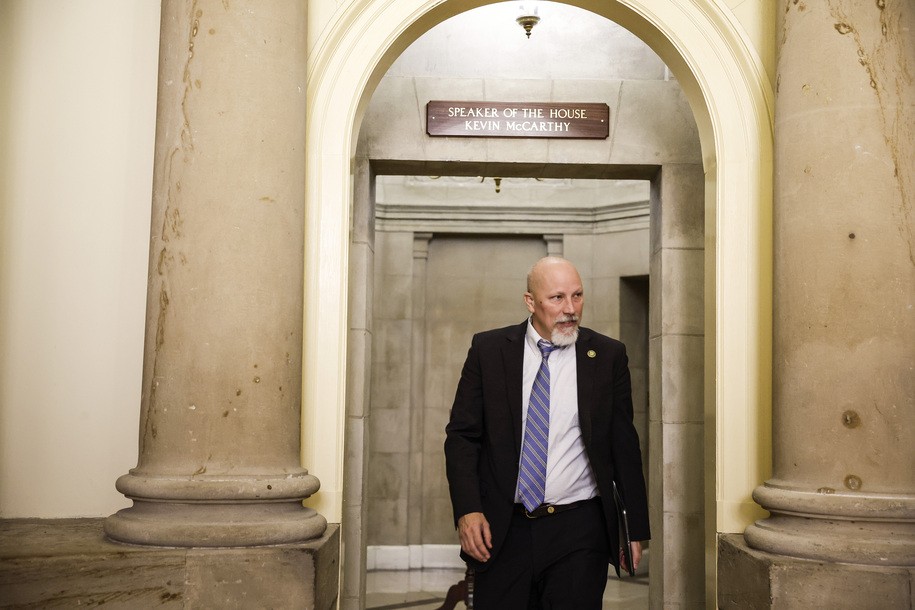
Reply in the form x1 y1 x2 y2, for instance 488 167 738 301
518 339 557 512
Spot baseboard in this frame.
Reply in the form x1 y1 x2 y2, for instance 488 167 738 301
366 544 464 570
367 544 650 575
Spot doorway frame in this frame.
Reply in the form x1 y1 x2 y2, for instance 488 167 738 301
302 0 774 604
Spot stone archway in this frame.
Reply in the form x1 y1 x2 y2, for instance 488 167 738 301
303 1 773 606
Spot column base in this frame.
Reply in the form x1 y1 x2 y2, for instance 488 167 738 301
105 471 326 547
1 518 339 609
719 534 915 609
746 480 915 566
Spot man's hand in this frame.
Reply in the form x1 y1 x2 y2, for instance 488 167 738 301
619 540 643 574
457 512 492 562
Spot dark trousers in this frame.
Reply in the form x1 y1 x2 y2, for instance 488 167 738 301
473 498 610 610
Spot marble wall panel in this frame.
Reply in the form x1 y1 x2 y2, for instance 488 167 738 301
352 155 375 245
423 369 451 406
410 76 486 102
366 499 408 546
344 417 367 510
592 229 652 279
425 324 458 368
587 275 617 335
370 358 410 411
362 76 434 158
659 335 704 424
648 248 661 339
346 330 371 419
620 317 647 359
373 318 412 364
407 450 424 545
348 241 374 333
341 499 367 606
375 231 415 278
375 273 413 320
421 407 450 457
660 510 705 607
661 422 705 515
648 335 662 424
658 248 704 336
611 81 700 164
620 275 650 484
424 495 460 543
561 234 594 279
650 164 705 250
427 373 462 421
342 417 368 602
484 286 529 319
366 452 408 501
372 318 412 358
370 408 410 455
423 455 455 544
629 367 648 415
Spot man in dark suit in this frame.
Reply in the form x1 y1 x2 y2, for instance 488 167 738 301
444 256 650 609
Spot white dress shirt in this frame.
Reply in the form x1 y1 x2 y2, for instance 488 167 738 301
515 320 598 505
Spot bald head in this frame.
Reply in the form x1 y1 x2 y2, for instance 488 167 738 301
526 256 580 294
524 257 584 346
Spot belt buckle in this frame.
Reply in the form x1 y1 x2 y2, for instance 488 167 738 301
525 504 557 518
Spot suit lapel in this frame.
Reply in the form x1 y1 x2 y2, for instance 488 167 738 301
502 321 527 457
576 328 595 449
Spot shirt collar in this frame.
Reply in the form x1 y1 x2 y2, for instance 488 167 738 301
526 317 569 353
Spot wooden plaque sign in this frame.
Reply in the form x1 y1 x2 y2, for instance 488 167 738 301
426 101 609 139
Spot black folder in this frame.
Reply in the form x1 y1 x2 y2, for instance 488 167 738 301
612 480 634 578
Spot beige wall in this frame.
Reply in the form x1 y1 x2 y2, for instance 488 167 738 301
0 0 160 517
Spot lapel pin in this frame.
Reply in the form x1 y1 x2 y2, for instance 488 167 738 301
587 350 597 358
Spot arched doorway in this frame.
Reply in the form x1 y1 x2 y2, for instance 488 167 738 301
303 1 773 606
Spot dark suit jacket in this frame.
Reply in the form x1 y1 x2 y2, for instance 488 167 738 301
444 320 650 572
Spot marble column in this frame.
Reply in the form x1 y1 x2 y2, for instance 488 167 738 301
105 0 326 547
745 0 914 579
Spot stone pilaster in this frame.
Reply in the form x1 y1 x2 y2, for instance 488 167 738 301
648 164 706 608
544 233 564 257
409 233 432 556
739 0 915 599
105 0 326 547
341 154 374 608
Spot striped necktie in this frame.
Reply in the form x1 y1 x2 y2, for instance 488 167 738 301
518 339 558 512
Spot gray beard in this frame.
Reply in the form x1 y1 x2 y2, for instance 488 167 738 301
551 326 579 346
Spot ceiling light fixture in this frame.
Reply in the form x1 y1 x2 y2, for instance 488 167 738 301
480 176 503 193
516 3 541 39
